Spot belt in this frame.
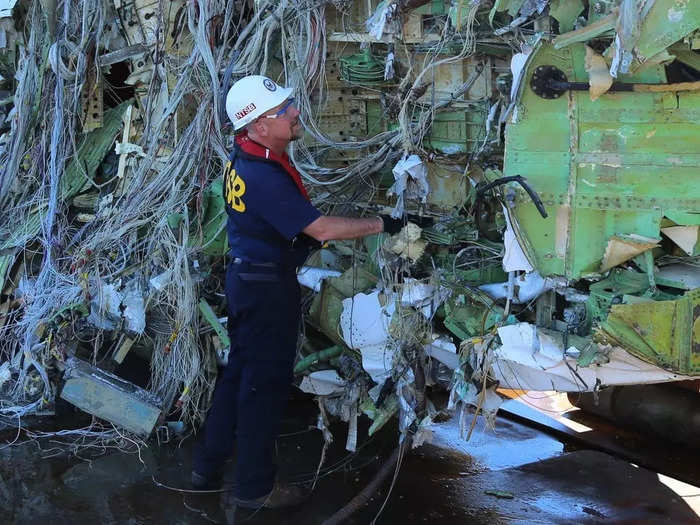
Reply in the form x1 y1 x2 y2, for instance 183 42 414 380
229 257 296 281
231 257 279 269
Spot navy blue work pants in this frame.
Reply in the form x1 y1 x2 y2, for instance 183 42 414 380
194 263 300 500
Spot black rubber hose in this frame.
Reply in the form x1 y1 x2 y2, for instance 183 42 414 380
475 175 547 218
473 174 548 234
320 445 402 525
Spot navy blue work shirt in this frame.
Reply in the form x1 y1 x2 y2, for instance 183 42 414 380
223 146 321 267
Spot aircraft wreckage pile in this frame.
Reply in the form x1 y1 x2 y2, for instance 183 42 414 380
0 0 698 451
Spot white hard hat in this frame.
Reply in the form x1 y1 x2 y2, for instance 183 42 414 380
225 75 294 130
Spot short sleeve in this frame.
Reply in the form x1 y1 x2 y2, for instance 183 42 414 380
248 168 321 240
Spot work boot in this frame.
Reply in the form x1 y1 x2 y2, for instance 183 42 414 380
191 470 223 490
233 481 310 510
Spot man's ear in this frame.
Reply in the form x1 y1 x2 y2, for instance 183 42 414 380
251 119 269 137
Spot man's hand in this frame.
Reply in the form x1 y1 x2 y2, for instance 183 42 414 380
380 215 404 235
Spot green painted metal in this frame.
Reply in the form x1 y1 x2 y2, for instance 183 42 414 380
2 101 131 252
365 100 386 136
598 288 700 375
198 176 228 256
443 289 514 340
489 0 526 24
635 0 700 61
308 266 377 346
673 47 700 72
425 104 489 154
549 0 585 33
585 268 676 329
327 265 378 297
552 10 616 49
360 393 399 436
503 43 700 280
198 298 230 348
0 253 14 293
454 264 508 285
339 48 385 84
294 345 343 374
413 0 446 16
168 177 227 256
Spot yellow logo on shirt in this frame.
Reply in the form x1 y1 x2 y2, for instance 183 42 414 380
224 161 246 212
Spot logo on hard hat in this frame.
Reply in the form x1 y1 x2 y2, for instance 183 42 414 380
263 78 277 92
235 103 256 120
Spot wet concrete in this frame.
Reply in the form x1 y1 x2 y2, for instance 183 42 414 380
499 391 700 487
1 398 698 524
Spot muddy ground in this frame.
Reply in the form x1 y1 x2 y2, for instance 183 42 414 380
1 395 698 524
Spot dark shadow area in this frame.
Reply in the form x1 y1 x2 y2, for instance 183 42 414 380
104 60 136 108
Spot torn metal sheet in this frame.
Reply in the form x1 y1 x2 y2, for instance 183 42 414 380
479 323 700 391
656 263 700 290
634 0 700 66
424 336 458 370
366 1 398 40
123 281 146 334
97 44 149 67
553 10 617 49
600 234 659 272
87 282 123 331
400 278 450 319
549 0 584 33
60 358 162 436
0 361 10 390
502 205 533 273
149 271 172 292
661 225 699 256
299 370 346 396
388 155 430 219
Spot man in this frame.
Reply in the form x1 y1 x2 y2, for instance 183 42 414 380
193 75 401 512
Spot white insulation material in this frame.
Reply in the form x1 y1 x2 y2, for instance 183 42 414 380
340 291 397 383
297 266 342 292
388 154 430 218
479 271 558 304
502 205 533 272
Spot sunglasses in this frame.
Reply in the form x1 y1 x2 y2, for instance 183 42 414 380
262 97 296 119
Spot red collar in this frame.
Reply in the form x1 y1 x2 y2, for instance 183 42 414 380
235 132 310 200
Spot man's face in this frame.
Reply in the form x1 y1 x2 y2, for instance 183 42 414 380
259 98 302 141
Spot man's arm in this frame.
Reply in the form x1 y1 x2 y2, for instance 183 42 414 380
303 215 384 242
